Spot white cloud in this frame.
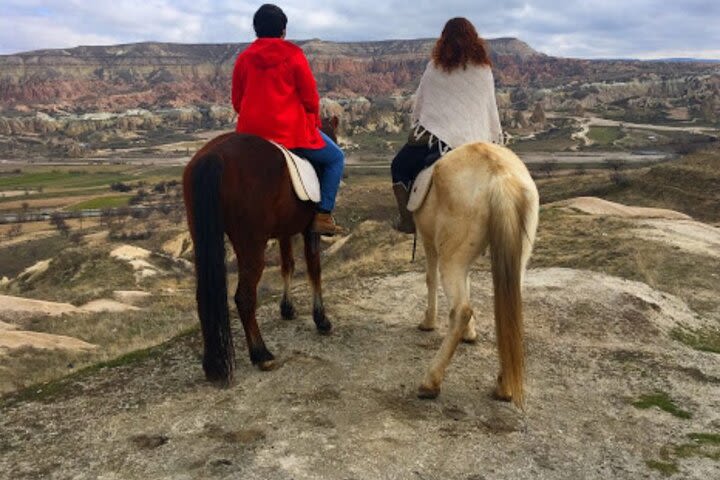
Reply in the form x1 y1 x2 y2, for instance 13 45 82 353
0 0 719 59
0 15 118 52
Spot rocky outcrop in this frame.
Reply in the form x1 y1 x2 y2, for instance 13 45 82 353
0 38 718 148
0 38 573 112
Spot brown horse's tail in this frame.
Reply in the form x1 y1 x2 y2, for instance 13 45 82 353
188 153 234 385
488 175 529 409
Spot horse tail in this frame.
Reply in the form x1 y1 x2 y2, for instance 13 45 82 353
188 153 234 385
487 174 529 409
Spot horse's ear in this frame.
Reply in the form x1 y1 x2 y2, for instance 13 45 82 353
331 115 339 131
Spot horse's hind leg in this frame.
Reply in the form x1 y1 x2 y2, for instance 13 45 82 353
303 230 332 334
418 258 473 399
462 275 478 343
232 238 276 371
418 233 438 331
279 236 297 320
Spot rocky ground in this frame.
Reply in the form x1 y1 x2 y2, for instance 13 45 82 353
1 195 719 479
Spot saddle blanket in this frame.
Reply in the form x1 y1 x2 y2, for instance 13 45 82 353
269 141 321 203
407 163 436 212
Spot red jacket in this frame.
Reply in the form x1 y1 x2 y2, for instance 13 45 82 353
232 38 325 150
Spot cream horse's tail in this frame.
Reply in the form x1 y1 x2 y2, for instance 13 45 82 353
488 174 531 407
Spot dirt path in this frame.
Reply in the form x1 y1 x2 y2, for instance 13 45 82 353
1 267 718 479
554 197 720 258
571 121 592 148
557 197 692 219
632 219 720 259
586 116 719 135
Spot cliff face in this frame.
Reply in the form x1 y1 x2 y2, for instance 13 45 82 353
2 38 717 114
0 37 660 112
1 38 718 153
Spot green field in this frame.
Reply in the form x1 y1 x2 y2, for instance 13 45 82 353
66 195 132 211
0 165 184 211
512 127 579 153
0 169 135 190
587 126 624 145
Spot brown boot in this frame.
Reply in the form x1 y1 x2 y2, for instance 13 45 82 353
312 212 343 236
392 183 415 234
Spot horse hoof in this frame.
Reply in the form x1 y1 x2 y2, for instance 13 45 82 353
205 372 233 388
417 384 440 399
280 300 297 320
462 333 478 344
418 323 435 332
316 322 333 335
203 360 234 387
257 359 279 371
492 387 513 403
492 375 512 402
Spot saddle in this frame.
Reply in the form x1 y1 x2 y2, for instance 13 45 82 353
407 164 436 212
407 150 444 212
269 141 321 203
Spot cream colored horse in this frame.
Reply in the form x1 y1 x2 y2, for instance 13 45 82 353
414 142 539 408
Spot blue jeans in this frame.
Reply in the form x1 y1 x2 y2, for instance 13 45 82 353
292 130 345 212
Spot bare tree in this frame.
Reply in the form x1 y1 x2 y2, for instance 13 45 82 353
49 212 70 237
605 158 629 186
604 158 627 172
17 202 30 223
5 224 22 240
539 159 559 178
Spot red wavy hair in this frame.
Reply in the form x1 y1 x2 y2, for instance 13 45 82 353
432 17 492 72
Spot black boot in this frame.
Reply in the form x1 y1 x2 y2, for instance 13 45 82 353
392 183 415 234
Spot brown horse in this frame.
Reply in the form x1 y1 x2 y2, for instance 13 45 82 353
182 118 339 385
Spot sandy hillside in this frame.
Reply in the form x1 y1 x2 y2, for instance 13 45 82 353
0 294 142 356
555 196 720 259
0 294 83 318
1 265 718 479
555 197 691 219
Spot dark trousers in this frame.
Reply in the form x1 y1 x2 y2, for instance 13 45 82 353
390 142 443 190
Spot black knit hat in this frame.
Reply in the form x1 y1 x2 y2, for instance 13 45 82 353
253 4 288 38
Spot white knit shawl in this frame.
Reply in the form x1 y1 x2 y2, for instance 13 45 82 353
411 61 503 151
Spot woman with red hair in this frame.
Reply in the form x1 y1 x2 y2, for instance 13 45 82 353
391 17 503 233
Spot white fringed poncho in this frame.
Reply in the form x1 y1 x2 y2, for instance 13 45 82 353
411 61 503 152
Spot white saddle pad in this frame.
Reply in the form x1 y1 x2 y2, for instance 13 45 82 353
407 163 437 212
269 141 321 203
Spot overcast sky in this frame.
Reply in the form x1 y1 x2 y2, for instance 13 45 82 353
1 0 718 59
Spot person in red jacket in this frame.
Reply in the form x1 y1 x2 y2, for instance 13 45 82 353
232 4 345 235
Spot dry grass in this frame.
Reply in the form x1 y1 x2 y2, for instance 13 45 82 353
2 147 719 397
0 234 72 278
532 207 720 314
0 293 197 393
5 246 137 305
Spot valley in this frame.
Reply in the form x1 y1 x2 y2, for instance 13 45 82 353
0 36 719 479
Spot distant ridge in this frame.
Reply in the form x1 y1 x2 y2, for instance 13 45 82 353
654 58 720 64
0 38 716 111
585 56 720 64
3 37 543 59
